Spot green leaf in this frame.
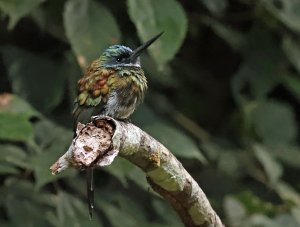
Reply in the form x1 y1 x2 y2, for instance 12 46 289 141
201 17 245 50
199 0 228 16
102 157 130 187
63 52 82 105
291 206 300 226
95 192 148 227
283 36 300 74
275 182 300 206
133 105 206 162
244 214 281 227
231 29 284 103
126 165 149 190
217 151 241 177
30 120 74 189
31 0 66 41
261 0 300 33
237 191 277 216
0 112 34 142
273 146 300 169
30 150 76 190
1 178 53 204
275 214 299 227
252 101 297 145
0 162 19 174
0 94 38 118
1 46 67 112
144 122 206 162
127 0 187 67
112 193 148 224
33 119 72 149
104 157 148 190
48 192 103 227
0 0 44 29
141 55 175 86
0 144 29 169
152 198 182 227
223 196 246 227
100 201 139 227
0 95 38 142
6 197 51 227
282 74 300 102
253 144 282 186
132 105 161 126
64 0 121 67
2 179 54 227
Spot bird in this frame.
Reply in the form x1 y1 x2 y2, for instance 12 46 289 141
72 32 163 219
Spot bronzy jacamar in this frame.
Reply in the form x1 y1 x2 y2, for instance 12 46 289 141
72 32 163 218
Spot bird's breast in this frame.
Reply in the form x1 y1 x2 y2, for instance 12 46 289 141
104 71 147 119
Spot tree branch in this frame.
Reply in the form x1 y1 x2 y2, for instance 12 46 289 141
50 116 224 227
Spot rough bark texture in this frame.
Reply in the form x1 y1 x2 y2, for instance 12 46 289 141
50 116 224 227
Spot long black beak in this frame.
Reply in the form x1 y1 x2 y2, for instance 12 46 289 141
130 32 164 61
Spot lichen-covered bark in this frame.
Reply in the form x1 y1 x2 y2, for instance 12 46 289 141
50 116 224 227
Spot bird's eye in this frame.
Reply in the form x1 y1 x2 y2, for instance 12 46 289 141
116 57 122 62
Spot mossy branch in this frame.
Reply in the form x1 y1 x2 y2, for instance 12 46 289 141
50 116 224 227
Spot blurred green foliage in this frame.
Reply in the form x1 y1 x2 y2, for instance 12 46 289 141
1 0 300 226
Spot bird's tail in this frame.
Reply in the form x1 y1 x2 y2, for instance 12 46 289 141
72 132 94 219
72 103 98 219
87 167 94 219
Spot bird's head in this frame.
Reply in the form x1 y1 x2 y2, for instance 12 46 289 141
100 32 163 68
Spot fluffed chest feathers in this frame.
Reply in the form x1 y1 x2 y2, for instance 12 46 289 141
104 71 147 119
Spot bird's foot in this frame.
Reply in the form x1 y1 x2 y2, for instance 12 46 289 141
91 115 104 121
91 115 109 125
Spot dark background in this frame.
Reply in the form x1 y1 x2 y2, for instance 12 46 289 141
1 0 300 226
